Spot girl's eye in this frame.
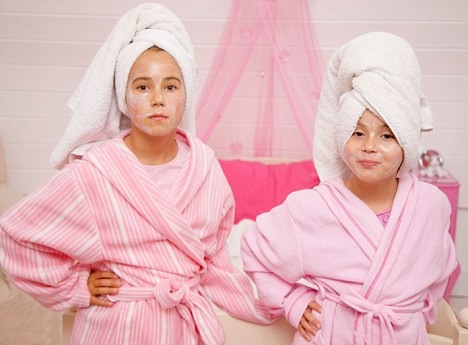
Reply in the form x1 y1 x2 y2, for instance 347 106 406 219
352 131 364 137
382 133 395 140
137 85 149 91
166 85 177 91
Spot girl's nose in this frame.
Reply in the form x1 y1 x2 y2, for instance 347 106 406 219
151 88 164 106
362 136 377 152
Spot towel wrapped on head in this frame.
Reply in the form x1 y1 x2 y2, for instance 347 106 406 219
313 32 433 181
50 3 198 169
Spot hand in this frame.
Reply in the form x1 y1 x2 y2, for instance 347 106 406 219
87 271 122 307
298 300 322 342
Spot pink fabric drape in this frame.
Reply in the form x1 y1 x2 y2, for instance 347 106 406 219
196 0 323 158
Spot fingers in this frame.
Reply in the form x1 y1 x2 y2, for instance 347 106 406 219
91 286 120 296
298 300 322 341
308 300 322 313
91 271 120 280
88 271 122 297
89 296 115 308
91 277 122 289
87 271 121 308
304 305 321 331
301 310 321 335
298 323 312 342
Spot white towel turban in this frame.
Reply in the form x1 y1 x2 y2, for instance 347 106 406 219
50 3 198 169
313 32 433 181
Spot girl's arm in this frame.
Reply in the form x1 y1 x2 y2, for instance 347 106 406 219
0 171 102 311
425 231 457 323
424 194 457 323
240 195 322 340
201 201 276 324
241 225 318 329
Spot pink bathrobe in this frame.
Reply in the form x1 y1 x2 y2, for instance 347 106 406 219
0 130 272 345
242 174 457 345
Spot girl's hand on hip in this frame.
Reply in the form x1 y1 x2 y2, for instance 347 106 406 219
87 270 122 307
298 300 322 342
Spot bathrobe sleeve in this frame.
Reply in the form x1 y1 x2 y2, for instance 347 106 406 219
422 187 458 323
202 196 276 324
241 191 318 328
424 232 457 323
0 163 102 311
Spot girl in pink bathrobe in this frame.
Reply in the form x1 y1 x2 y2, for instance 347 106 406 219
241 32 457 345
0 4 275 345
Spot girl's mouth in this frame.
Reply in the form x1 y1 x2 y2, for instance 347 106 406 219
359 160 380 168
145 113 167 120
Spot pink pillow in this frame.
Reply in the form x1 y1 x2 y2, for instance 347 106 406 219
219 159 320 224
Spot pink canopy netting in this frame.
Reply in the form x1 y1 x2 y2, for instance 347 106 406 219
196 0 324 158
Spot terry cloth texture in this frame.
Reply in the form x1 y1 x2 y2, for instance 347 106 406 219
313 32 433 181
50 3 198 169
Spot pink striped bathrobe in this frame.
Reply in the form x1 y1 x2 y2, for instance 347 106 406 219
0 130 272 345
242 174 457 345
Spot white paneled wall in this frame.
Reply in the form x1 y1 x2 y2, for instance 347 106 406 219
0 0 467 296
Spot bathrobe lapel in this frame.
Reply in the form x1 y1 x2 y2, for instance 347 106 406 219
318 179 383 262
84 133 206 268
169 132 212 214
320 175 416 298
360 174 416 299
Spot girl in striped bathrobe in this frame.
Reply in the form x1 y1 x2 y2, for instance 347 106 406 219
0 4 278 344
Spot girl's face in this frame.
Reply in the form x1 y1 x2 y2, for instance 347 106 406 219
344 109 403 184
125 48 185 138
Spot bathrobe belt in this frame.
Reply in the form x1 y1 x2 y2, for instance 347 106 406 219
107 275 224 345
316 285 428 345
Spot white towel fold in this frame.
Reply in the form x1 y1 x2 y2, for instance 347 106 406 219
313 32 433 181
50 3 198 169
